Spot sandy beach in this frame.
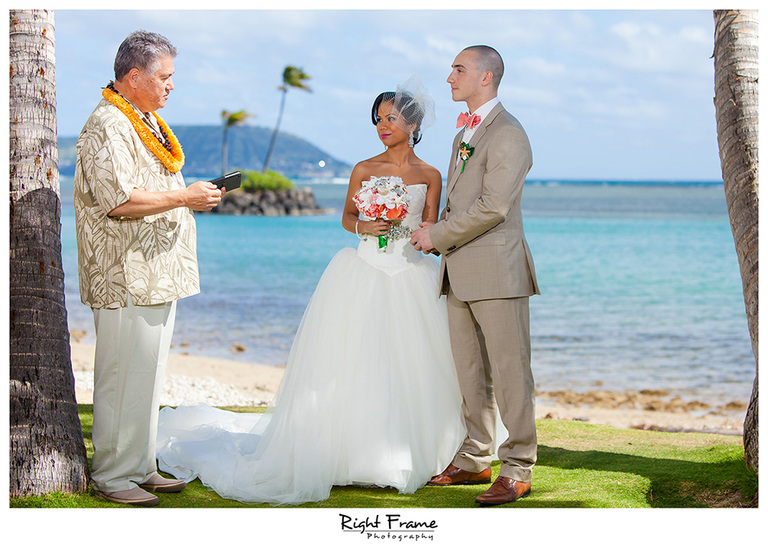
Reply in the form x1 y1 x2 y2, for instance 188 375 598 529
70 338 746 436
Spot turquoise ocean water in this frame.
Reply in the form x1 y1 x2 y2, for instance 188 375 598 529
59 178 754 411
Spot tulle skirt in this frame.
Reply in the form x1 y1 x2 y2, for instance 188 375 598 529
156 246 465 505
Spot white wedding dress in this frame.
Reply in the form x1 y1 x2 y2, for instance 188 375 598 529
155 182 465 505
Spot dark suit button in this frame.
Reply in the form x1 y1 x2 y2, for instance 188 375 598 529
446 206 451 213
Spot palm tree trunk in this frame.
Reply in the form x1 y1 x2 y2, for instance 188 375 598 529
713 9 758 477
9 9 89 496
263 88 287 173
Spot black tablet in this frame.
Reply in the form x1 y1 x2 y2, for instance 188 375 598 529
209 171 241 192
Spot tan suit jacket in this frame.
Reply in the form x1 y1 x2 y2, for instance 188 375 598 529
430 103 539 301
430 103 539 480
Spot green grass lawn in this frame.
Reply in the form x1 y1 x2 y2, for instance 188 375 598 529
10 404 757 509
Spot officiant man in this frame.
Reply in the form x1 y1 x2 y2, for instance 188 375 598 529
74 30 223 506
410 45 539 505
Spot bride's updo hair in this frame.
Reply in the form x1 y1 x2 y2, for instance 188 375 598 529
371 90 425 146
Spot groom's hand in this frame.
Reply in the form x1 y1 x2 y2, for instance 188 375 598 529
410 223 435 254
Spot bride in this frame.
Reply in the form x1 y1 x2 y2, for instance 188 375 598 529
155 77 465 505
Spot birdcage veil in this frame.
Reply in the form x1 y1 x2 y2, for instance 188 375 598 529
394 75 436 132
372 75 436 146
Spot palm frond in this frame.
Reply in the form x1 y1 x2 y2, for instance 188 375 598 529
222 109 255 127
282 66 312 93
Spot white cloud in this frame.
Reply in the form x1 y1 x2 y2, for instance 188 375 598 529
519 56 568 76
605 16 714 75
52 8 721 180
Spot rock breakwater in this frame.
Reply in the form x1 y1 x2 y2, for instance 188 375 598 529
209 188 331 216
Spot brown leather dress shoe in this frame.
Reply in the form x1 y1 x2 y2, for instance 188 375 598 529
475 477 531 505
427 464 492 486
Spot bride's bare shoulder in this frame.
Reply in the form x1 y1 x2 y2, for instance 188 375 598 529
351 155 387 179
412 158 442 184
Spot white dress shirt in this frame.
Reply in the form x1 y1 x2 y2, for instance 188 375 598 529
455 97 501 168
461 97 500 143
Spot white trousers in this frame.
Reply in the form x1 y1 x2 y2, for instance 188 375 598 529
90 298 177 492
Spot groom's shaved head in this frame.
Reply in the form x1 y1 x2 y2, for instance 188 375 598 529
463 45 504 90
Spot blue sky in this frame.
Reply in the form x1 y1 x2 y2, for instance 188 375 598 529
52 7 722 181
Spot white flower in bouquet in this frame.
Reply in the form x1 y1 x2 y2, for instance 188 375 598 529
353 176 412 249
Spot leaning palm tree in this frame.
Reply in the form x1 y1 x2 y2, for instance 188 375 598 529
9 8 89 496
263 65 311 173
713 9 758 477
221 109 253 175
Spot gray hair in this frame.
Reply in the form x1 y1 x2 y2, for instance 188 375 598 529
463 45 504 90
114 30 177 81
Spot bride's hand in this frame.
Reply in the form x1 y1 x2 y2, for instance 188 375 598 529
365 219 390 236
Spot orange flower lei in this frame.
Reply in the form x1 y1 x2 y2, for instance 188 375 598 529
101 87 185 173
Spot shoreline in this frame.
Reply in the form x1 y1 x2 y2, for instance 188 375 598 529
70 340 746 436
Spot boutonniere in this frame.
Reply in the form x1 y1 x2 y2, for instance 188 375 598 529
458 142 474 173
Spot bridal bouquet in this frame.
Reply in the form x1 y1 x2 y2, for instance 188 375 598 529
353 176 412 249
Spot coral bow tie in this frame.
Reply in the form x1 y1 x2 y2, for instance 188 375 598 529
457 112 481 129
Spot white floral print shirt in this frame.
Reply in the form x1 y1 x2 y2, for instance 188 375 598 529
74 97 200 309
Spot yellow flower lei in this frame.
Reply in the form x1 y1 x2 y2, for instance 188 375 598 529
101 87 185 173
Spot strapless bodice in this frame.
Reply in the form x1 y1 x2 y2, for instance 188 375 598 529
357 183 428 276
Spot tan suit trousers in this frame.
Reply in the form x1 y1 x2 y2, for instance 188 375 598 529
446 287 537 482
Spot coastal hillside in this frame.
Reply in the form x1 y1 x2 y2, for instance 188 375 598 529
57 125 352 179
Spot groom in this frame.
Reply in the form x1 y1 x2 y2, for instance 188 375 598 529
410 45 539 506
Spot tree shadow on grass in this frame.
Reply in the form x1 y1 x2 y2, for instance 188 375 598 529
536 444 756 508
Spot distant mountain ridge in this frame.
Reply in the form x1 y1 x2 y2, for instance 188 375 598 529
57 125 352 179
